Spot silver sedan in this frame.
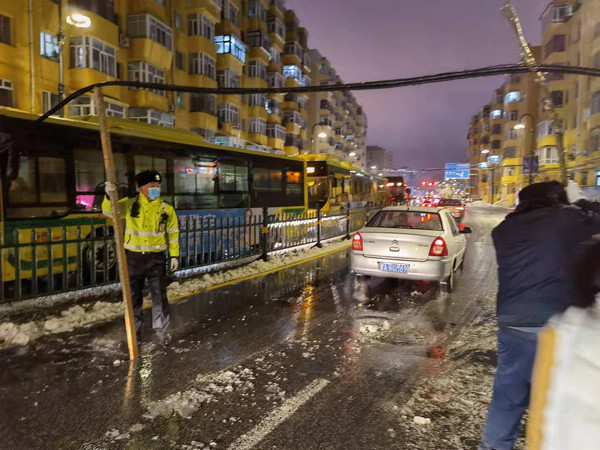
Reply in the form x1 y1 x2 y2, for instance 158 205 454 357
350 206 472 292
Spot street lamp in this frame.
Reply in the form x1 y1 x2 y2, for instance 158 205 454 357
349 152 356 157
514 113 536 185
310 122 329 154
370 165 377 170
56 1 91 103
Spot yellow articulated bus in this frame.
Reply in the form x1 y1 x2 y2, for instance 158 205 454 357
0 108 307 301
300 154 387 212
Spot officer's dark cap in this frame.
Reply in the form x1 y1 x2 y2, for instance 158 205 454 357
136 170 162 187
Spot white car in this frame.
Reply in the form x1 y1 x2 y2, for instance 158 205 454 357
350 206 472 292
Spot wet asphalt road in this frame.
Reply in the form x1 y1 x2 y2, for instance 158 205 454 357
0 206 506 450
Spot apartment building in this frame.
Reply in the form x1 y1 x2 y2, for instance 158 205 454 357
0 0 367 165
305 49 368 168
467 0 600 204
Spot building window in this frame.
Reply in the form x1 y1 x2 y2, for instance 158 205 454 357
541 4 571 31
191 128 216 143
217 103 240 126
217 69 239 88
267 18 285 39
189 53 216 79
551 90 564 107
491 124 502 135
249 117 266 135
504 91 521 104
128 61 166 96
69 0 116 22
536 147 559 165
40 32 59 61
222 1 239 26
284 41 303 59
214 35 246 62
269 47 281 64
248 60 267 79
266 72 284 88
176 92 184 109
536 120 561 139
592 91 600 115
42 91 62 116
127 14 173 50
573 113 578 129
0 78 13 107
129 108 174 128
175 51 184 70
69 96 125 118
503 147 517 158
188 14 214 39
265 99 280 115
490 109 502 119
69 36 117 77
596 171 600 187
505 129 518 141
0 14 9 45
544 34 566 58
189 94 215 114
505 110 519 122
282 110 304 127
283 64 301 80
248 0 267 21
174 11 183 30
246 30 270 50
301 74 311 87
249 94 265 107
492 140 501 150
266 124 286 140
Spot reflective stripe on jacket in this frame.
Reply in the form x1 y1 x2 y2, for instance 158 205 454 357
102 193 180 257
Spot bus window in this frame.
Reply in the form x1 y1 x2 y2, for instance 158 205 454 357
135 156 167 179
9 156 37 204
219 163 248 192
286 170 302 196
74 149 127 211
39 157 67 203
172 159 217 210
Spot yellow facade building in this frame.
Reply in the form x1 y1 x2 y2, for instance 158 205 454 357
0 0 367 167
468 0 600 203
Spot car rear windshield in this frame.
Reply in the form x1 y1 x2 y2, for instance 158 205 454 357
438 199 462 206
367 211 443 231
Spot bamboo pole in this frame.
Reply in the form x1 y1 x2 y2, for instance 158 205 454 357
94 87 138 360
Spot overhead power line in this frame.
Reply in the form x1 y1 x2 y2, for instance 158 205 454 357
38 64 600 123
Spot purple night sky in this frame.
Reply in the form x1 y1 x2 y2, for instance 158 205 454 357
286 0 548 170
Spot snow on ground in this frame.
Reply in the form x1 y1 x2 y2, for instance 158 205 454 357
0 240 350 347
468 201 509 210
390 308 526 450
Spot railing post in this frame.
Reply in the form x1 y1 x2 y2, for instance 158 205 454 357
315 206 323 248
345 202 351 240
261 206 269 261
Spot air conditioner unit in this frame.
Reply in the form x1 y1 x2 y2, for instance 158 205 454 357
119 34 130 48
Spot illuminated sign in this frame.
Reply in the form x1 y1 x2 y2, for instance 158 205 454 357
306 167 315 174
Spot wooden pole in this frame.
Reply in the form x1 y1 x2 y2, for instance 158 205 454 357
94 87 138 360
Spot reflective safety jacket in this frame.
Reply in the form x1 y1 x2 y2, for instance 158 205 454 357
102 193 180 257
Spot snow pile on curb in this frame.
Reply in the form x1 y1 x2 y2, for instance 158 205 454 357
0 301 123 346
0 240 349 347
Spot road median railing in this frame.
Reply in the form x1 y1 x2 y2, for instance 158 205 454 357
1 205 382 304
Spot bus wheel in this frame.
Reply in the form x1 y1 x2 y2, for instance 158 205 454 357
82 240 118 284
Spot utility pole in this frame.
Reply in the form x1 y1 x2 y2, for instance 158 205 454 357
501 0 568 186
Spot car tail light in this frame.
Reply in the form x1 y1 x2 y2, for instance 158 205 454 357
456 207 465 211
352 232 363 251
429 237 448 257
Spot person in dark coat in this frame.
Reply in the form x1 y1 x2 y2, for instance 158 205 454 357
479 181 600 450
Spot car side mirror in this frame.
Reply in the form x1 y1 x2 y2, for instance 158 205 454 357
460 226 473 234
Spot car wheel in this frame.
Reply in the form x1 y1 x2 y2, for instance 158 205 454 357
441 267 455 293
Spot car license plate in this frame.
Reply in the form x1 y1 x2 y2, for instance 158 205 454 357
379 263 409 273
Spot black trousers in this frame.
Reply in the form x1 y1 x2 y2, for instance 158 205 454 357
126 251 170 334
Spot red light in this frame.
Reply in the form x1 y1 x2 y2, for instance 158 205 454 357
352 232 363 251
428 182 434 187
421 181 426 186
429 237 448 257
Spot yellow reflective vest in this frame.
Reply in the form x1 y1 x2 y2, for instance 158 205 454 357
102 193 180 257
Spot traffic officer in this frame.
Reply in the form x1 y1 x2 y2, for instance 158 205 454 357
102 170 180 344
